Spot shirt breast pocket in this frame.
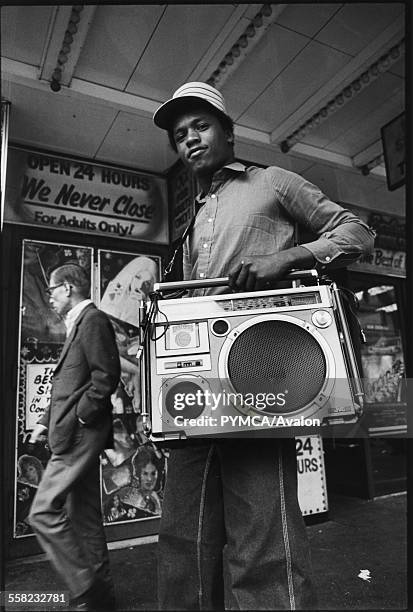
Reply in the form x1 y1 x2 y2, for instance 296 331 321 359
238 214 279 256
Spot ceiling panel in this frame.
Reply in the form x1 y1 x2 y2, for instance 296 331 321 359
235 139 312 175
275 3 342 38
221 23 308 122
96 112 176 174
1 5 54 66
329 90 404 155
316 3 405 56
302 72 404 153
192 5 262 83
126 4 235 102
238 40 350 132
6 82 118 158
74 5 165 91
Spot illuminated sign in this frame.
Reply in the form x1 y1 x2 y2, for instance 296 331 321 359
5 147 168 243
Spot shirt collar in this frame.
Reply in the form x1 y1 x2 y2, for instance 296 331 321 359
220 161 247 173
196 161 247 201
64 299 93 335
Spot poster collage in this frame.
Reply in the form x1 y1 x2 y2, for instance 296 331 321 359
15 240 166 537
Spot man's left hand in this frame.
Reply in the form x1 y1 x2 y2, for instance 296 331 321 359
29 423 48 444
228 246 316 292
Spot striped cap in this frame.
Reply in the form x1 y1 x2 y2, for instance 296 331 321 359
153 82 230 130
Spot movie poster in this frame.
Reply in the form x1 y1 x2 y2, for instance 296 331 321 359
98 250 167 523
14 240 92 537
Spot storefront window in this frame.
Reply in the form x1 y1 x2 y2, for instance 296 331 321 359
14 240 166 539
352 278 406 435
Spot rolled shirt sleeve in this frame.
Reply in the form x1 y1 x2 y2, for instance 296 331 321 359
274 168 376 268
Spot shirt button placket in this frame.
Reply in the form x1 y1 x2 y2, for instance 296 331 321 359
198 194 217 279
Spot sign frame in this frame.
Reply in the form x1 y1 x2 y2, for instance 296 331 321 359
381 112 405 192
5 146 169 244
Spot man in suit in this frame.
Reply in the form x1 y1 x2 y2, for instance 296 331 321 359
29 263 120 611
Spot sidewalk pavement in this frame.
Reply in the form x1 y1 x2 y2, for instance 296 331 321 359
5 492 407 611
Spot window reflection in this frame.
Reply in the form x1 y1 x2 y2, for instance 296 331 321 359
355 284 405 404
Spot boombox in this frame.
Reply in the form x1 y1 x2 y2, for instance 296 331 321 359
139 271 364 441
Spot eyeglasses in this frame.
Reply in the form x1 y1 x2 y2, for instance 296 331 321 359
45 282 65 296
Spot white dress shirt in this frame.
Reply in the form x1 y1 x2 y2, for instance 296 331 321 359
64 299 93 337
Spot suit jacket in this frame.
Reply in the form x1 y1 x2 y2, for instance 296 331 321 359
39 303 120 454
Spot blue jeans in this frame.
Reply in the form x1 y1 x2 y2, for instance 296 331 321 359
157 438 317 610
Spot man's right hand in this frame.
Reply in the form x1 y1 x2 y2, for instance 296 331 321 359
29 424 48 444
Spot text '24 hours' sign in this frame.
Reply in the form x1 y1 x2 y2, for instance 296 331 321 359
5 147 168 243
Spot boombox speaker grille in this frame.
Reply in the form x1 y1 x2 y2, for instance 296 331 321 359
227 320 326 413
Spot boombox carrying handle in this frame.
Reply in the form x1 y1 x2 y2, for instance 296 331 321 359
154 269 319 293
331 283 364 411
137 300 151 434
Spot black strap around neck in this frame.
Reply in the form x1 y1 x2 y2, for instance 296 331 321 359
162 212 197 279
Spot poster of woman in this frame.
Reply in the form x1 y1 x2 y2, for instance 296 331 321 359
103 446 166 523
98 250 166 523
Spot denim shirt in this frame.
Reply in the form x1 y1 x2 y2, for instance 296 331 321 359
183 162 375 296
